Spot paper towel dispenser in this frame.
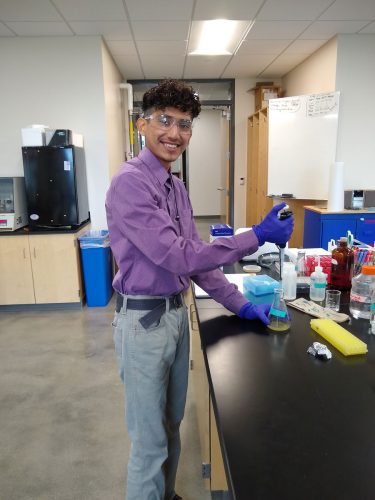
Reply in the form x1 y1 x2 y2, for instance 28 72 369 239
344 190 364 209
344 190 375 209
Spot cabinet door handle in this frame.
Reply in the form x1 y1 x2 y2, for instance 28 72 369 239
23 248 26 259
189 303 199 331
33 248 36 259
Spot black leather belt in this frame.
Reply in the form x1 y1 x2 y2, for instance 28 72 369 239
115 292 183 329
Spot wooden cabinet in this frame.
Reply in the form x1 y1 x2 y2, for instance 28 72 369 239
246 108 272 228
0 226 88 306
0 235 35 304
185 287 228 493
246 109 325 248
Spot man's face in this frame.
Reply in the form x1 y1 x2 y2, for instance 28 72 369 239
137 107 193 170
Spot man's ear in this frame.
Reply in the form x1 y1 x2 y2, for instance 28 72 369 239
136 117 146 136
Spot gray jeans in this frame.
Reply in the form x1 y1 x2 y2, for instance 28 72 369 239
113 295 190 500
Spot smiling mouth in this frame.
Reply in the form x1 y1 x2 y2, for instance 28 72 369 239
161 142 180 151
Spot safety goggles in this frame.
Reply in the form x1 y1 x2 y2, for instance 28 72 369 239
143 113 193 134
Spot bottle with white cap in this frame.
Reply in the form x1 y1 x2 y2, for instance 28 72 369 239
309 257 327 302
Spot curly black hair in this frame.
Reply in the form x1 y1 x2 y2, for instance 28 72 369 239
142 79 201 119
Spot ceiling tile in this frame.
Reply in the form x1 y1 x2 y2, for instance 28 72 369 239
246 20 311 39
0 0 62 22
359 21 375 33
113 55 144 79
236 39 292 55
260 53 309 77
300 20 369 39
5 21 72 36
319 0 375 21
105 39 137 56
132 21 189 40
284 39 328 54
0 22 15 35
257 0 334 21
125 0 194 21
141 54 185 79
136 41 187 56
183 54 231 78
222 54 276 78
53 0 127 21
193 0 263 20
69 21 131 37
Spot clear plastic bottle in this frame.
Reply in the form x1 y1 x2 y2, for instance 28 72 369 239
330 237 354 291
309 262 327 302
282 261 297 300
349 265 375 319
369 287 375 334
296 250 306 277
267 288 291 332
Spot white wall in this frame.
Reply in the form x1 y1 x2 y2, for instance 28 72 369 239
234 78 255 230
282 37 337 97
0 36 112 229
335 34 375 190
101 41 126 181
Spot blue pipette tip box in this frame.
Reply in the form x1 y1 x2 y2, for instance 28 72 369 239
243 275 280 305
210 224 233 236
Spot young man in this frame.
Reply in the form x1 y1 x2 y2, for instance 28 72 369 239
106 79 293 500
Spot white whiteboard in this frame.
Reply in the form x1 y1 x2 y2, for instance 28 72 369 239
268 91 340 199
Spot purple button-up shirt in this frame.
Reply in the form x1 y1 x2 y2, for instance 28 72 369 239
105 147 259 314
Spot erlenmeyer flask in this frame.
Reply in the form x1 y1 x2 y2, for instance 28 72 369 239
267 288 291 332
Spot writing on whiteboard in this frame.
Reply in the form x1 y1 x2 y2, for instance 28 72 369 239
269 91 339 117
307 92 339 117
269 97 301 113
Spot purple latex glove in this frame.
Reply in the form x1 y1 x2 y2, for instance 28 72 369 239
252 202 294 246
239 302 271 325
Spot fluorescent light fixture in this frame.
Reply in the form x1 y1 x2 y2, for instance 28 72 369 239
188 20 252 56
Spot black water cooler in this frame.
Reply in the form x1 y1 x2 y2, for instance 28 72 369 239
22 145 90 229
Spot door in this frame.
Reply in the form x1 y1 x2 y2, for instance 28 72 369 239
356 215 375 245
0 235 35 305
219 112 230 223
188 108 230 222
30 233 82 303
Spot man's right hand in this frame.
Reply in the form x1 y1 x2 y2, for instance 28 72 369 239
252 202 294 246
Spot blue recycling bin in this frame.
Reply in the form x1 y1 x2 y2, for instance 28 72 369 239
78 230 113 307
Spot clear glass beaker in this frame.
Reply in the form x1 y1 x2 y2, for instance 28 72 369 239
267 288 291 332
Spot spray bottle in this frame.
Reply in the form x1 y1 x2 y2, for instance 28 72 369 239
309 256 327 302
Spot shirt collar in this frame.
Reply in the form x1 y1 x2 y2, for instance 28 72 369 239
138 147 170 187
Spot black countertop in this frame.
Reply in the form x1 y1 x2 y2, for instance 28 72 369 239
195 267 375 500
0 220 90 236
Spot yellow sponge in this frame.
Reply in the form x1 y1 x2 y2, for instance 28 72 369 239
310 319 368 356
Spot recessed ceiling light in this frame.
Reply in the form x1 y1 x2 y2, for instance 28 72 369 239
188 20 253 56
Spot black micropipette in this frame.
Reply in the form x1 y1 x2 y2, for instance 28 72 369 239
277 207 293 279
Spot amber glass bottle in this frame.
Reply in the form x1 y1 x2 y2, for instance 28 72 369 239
330 237 354 291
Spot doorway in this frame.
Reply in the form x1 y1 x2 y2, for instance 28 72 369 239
187 107 230 224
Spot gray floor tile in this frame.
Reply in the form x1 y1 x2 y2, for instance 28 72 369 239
0 296 211 500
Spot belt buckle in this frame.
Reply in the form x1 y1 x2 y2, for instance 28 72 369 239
172 295 181 308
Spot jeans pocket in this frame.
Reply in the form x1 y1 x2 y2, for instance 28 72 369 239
112 314 124 381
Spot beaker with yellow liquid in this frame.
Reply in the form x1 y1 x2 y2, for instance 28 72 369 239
267 288 291 332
